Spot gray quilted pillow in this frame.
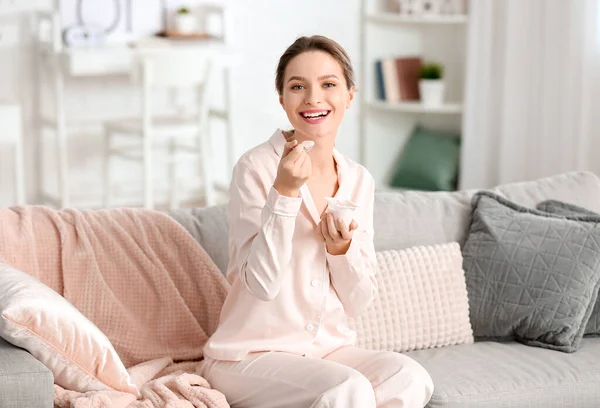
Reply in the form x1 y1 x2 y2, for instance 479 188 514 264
463 192 600 352
537 200 599 218
537 199 600 335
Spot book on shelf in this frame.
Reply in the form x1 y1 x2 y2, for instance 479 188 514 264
375 56 422 103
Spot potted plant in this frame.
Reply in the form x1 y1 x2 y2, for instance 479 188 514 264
174 6 197 34
419 62 445 107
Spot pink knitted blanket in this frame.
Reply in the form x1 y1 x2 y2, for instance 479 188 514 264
0 206 230 408
54 358 228 408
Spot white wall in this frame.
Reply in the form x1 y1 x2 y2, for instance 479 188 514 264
0 0 365 208
0 0 466 208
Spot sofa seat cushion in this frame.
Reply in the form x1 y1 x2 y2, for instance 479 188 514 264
406 338 600 408
0 337 53 408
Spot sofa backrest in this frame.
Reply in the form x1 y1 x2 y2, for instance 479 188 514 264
170 171 600 275
169 205 230 274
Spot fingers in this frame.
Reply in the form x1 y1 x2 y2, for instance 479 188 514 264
281 143 306 168
282 140 298 158
284 139 314 164
289 144 307 163
326 213 341 239
298 152 312 177
319 216 328 241
296 150 309 169
337 219 353 240
320 213 355 241
284 146 311 179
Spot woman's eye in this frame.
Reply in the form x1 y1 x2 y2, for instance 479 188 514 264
323 82 336 88
291 84 304 90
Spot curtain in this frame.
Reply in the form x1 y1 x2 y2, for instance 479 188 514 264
460 0 600 189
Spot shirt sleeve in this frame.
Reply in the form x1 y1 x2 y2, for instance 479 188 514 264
227 162 302 301
326 175 378 318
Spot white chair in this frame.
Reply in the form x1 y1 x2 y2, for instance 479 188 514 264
103 51 216 209
33 10 70 208
0 103 26 205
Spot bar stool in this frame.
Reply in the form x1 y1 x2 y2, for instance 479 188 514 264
103 51 216 209
0 103 26 205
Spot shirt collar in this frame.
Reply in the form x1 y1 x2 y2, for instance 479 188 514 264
268 128 287 157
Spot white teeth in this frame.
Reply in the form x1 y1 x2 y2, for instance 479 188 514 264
302 111 329 118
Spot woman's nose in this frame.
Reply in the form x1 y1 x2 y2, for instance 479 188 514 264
305 88 322 105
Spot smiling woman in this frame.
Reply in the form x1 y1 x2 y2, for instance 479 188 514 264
200 35 434 408
275 36 356 143
275 36 356 93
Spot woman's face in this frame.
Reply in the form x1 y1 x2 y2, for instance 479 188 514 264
280 50 354 140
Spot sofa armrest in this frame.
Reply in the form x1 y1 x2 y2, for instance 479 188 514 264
0 337 53 408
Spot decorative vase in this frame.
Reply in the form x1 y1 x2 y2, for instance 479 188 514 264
419 79 445 107
174 13 197 34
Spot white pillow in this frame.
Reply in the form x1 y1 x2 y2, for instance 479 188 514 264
348 242 474 352
0 262 138 395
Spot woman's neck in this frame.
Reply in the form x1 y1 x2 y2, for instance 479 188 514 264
284 129 336 175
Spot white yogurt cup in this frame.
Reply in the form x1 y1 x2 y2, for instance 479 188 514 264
324 197 358 226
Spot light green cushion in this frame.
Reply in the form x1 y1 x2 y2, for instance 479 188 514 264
390 126 460 191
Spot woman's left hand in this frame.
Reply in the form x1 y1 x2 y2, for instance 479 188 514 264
319 213 358 255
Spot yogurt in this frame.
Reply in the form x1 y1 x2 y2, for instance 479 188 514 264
300 140 315 151
324 197 358 226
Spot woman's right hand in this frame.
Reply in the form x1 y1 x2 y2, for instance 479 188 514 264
273 140 312 197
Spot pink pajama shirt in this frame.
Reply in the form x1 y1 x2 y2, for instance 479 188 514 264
203 129 433 408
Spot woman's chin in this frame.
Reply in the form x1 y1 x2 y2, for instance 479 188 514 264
293 122 334 139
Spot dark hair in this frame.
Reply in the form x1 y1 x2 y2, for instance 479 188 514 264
275 35 355 95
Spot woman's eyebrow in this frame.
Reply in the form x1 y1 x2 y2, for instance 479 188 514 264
287 74 340 83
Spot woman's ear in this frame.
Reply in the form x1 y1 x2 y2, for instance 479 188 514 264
346 86 355 109
279 94 284 109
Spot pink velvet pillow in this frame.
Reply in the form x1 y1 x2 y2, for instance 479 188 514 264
0 262 139 395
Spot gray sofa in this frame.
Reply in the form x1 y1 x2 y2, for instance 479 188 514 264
4 171 600 407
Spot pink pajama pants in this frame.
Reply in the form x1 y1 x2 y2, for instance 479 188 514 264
201 346 434 408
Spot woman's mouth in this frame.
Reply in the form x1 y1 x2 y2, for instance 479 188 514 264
299 110 331 124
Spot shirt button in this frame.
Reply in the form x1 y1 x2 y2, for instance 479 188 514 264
337 324 350 333
305 323 315 331
311 279 320 287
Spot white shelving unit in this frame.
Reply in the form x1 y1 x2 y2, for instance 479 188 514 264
359 0 470 187
367 100 463 114
366 12 468 25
